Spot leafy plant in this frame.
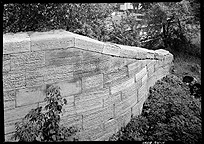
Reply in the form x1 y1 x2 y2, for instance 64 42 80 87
12 85 79 142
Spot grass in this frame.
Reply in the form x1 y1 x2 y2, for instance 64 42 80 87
109 51 202 143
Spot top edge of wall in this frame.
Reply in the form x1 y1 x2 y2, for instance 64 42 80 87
3 29 172 60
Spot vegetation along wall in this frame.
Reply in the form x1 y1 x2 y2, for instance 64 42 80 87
3 29 173 141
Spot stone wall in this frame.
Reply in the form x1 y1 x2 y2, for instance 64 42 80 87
3 30 173 141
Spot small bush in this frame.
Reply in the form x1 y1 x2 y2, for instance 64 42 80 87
12 85 79 142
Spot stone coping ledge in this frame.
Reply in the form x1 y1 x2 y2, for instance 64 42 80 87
3 29 172 61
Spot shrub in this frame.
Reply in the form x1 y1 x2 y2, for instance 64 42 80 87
12 85 79 142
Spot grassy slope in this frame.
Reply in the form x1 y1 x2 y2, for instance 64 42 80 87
109 51 202 143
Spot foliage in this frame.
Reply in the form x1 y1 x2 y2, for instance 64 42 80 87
12 85 79 142
109 75 202 143
3 2 200 56
140 1 200 56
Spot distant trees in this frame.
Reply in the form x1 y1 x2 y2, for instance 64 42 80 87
3 2 200 56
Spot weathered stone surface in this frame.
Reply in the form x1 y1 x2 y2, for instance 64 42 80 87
135 66 147 82
16 86 45 107
3 59 11 73
60 114 83 129
83 111 104 130
82 50 103 62
78 123 104 140
104 67 128 85
104 118 118 134
103 43 121 56
4 100 15 111
147 64 155 78
45 48 83 67
4 103 38 123
26 51 45 70
26 69 44 87
114 93 137 117
82 74 103 91
4 132 17 142
3 70 26 90
30 31 75 51
75 97 103 114
122 83 138 100
138 82 148 102
75 87 109 103
54 80 81 97
131 102 140 117
142 74 148 85
10 52 30 71
43 66 73 84
75 38 104 53
3 32 30 54
110 77 135 95
3 90 16 105
4 119 20 134
103 92 122 107
120 48 138 58
127 61 141 77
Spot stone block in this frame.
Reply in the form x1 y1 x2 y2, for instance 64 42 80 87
10 52 30 71
110 57 126 71
122 83 138 100
103 43 121 56
30 31 75 51
75 96 103 114
104 67 128 85
123 108 132 126
135 66 147 82
127 61 141 76
103 92 122 107
82 74 103 91
54 80 81 97
4 132 17 142
45 48 83 60
114 94 137 117
75 38 104 53
131 102 140 117
110 77 135 95
82 50 103 63
147 64 155 78
142 74 148 85
82 110 104 130
26 51 45 70
4 100 15 111
60 114 83 130
3 70 26 90
43 66 73 84
3 32 30 54
60 102 76 117
3 90 16 101
75 87 109 103
78 124 104 141
25 69 44 87
120 48 138 58
104 118 118 134
4 103 38 123
16 86 46 107
138 82 148 102
4 119 20 134
3 59 11 73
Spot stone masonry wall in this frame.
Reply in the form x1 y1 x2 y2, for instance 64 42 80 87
3 29 173 141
